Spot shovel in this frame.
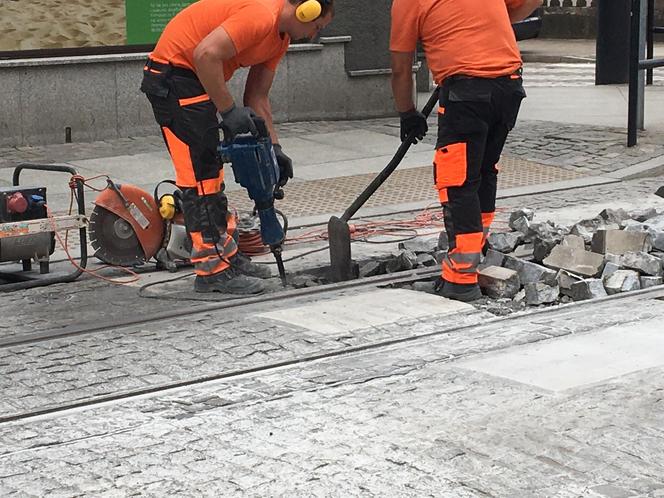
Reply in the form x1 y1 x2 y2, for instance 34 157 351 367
328 86 441 282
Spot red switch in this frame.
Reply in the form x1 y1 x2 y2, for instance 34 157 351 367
7 192 28 214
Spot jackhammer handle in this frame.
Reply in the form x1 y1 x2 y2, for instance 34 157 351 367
340 86 440 222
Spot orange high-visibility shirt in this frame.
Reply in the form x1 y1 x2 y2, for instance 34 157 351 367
151 0 290 81
390 0 524 84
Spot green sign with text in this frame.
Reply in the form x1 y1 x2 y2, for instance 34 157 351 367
126 0 196 45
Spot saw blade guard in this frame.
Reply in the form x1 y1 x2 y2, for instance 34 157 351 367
92 182 164 263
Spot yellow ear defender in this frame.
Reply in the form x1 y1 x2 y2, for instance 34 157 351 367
158 194 177 220
296 0 322 23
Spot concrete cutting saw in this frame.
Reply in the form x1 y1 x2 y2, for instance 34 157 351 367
90 127 288 280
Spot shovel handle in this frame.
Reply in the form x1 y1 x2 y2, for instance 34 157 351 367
341 86 441 222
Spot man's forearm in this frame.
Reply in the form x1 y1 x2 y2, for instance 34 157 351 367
194 55 234 112
245 95 278 142
391 71 416 113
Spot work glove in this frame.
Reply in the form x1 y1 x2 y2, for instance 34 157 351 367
273 143 293 188
399 108 428 144
220 104 259 144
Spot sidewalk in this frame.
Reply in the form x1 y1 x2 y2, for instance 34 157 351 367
1 39 663 227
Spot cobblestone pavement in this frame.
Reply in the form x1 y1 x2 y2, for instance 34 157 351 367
0 286 485 420
2 175 661 336
1 290 663 496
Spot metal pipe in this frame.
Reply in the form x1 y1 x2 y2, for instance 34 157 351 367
628 0 642 147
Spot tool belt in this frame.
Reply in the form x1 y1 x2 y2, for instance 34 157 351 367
144 58 199 79
140 57 201 98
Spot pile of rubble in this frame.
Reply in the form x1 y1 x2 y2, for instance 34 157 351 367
479 207 664 306
353 205 663 309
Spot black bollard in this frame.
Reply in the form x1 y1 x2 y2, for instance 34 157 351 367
596 0 631 85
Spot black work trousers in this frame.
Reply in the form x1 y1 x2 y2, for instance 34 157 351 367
434 74 525 284
140 59 237 276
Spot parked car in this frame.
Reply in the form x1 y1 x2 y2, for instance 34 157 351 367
513 8 544 41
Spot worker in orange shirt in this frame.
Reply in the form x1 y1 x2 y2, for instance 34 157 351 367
390 0 542 302
141 0 334 294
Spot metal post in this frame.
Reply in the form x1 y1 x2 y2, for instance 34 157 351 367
647 0 654 85
628 0 642 147
637 0 647 129
596 0 631 84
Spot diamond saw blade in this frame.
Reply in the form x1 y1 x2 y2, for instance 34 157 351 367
89 206 147 266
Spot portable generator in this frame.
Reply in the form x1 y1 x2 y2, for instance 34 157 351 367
0 185 53 273
0 164 88 291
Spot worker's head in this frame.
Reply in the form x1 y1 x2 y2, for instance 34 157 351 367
280 0 335 42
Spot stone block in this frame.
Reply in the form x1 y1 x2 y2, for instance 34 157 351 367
601 261 621 281
650 229 664 251
479 249 504 269
509 216 531 235
656 186 664 198
524 282 560 305
569 279 608 301
599 208 631 224
604 270 641 295
561 234 586 250
557 270 583 296
398 236 439 254
509 208 534 226
386 250 418 273
504 256 557 285
570 217 603 243
416 253 437 267
640 276 663 289
530 222 566 262
478 266 521 299
512 243 534 259
543 245 605 278
591 229 651 255
359 260 383 278
628 207 658 222
644 214 664 232
488 232 523 253
619 252 663 276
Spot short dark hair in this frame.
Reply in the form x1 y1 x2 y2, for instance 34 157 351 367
290 0 335 18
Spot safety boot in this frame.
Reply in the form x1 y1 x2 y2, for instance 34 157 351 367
230 252 273 279
435 278 483 303
194 267 265 295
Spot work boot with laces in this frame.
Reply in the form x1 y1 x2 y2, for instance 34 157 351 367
194 267 266 294
229 252 273 279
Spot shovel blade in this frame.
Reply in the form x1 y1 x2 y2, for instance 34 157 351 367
328 215 355 282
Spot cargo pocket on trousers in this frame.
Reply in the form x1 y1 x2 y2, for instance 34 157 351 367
433 142 468 190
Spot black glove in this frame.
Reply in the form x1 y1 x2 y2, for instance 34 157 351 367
220 104 259 144
399 108 428 144
273 143 293 187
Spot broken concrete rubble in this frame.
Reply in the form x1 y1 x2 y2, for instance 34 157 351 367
524 282 560 305
569 278 608 301
488 231 523 253
503 255 557 286
604 270 641 295
557 269 584 296
478 266 521 299
543 245 605 277
640 276 663 288
618 251 663 276
591 229 651 255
